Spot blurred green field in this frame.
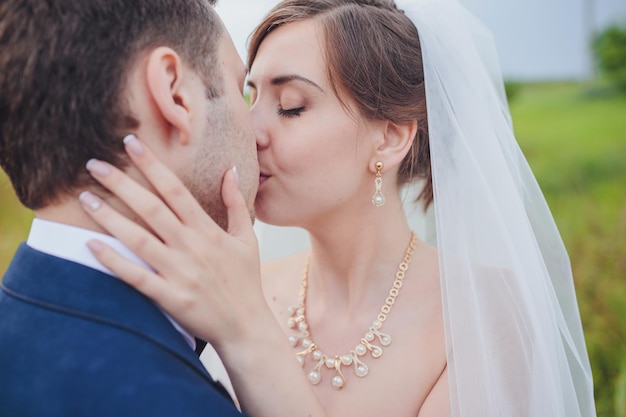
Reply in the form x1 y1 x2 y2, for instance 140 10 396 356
510 82 626 416
0 173 32 273
1 81 625 414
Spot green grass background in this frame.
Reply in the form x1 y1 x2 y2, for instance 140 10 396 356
1 82 625 414
511 82 626 416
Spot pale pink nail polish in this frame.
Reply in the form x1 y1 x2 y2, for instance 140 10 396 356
86 159 111 177
79 191 102 211
123 134 144 156
232 166 240 186
86 240 104 253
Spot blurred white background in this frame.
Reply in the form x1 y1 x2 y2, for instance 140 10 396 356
216 0 626 81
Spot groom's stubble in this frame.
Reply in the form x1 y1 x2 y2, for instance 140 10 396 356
182 92 258 231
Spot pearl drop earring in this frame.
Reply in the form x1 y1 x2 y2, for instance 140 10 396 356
371 162 386 207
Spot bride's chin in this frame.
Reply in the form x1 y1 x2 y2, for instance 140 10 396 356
254 203 295 227
254 193 312 227
253 210 286 227
253 199 277 225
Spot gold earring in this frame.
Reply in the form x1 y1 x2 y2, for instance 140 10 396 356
371 161 386 207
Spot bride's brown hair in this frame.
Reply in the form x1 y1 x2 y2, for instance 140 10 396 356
248 0 432 208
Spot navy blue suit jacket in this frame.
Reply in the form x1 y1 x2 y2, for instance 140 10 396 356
0 244 245 417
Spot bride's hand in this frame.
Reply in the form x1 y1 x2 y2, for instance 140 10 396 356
79 136 328 417
78 134 264 348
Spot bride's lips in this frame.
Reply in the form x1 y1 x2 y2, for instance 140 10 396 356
259 171 271 186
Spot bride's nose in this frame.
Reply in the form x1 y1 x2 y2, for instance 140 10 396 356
251 105 270 150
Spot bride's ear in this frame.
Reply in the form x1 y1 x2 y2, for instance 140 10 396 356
145 47 192 145
370 120 418 173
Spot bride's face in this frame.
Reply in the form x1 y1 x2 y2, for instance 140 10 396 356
248 19 380 227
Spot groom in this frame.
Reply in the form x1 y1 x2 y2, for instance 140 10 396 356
0 0 258 415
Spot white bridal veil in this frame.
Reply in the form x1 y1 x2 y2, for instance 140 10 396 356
254 0 596 415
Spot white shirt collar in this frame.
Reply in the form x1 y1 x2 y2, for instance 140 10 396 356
27 218 196 350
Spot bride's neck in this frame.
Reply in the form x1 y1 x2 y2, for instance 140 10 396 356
304 199 413 314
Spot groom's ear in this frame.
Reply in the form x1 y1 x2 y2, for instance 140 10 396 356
145 47 193 145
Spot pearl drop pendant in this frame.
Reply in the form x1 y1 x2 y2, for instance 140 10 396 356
332 375 345 389
308 371 321 385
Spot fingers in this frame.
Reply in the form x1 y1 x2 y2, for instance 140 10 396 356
86 159 190 246
222 167 256 241
86 239 173 309
121 135 217 232
79 191 173 273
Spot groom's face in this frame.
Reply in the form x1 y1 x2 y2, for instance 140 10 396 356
178 32 259 228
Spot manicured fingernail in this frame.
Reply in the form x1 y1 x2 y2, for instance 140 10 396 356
232 166 240 186
79 191 102 211
86 240 104 253
123 134 144 156
86 159 111 177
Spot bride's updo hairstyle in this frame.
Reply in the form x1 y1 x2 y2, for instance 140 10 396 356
248 0 432 208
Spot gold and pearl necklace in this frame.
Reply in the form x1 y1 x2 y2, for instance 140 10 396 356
287 231 417 390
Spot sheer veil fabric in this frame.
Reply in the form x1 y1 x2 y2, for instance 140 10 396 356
254 0 596 415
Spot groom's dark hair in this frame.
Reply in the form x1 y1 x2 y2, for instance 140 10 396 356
0 0 220 210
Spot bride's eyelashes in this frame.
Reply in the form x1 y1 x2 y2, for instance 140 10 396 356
277 105 305 118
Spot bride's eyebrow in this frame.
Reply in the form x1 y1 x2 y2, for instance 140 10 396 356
271 75 324 92
246 75 325 94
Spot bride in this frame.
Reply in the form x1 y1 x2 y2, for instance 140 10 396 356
80 0 596 416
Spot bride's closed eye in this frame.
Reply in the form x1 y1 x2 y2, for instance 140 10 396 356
277 105 305 118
